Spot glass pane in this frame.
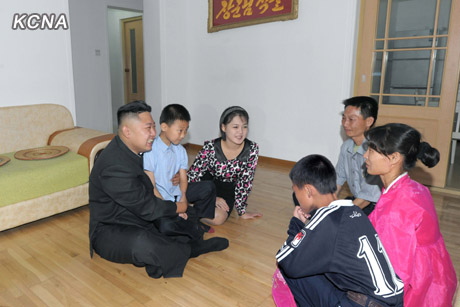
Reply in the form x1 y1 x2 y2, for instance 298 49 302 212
371 95 380 105
372 52 383 93
387 38 432 49
376 0 388 39
386 87 427 96
382 95 421 106
430 49 446 96
436 37 448 47
383 50 431 98
388 0 437 38
130 29 138 94
375 40 384 50
437 0 452 35
428 97 440 107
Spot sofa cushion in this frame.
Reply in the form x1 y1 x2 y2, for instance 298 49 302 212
0 150 89 207
0 104 74 153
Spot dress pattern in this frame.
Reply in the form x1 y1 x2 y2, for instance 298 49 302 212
187 138 258 215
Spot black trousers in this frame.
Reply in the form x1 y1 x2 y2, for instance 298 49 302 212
92 223 191 278
186 181 216 219
200 173 236 217
282 273 393 307
283 274 356 307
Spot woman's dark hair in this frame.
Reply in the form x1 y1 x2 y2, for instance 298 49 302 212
219 106 249 141
117 100 151 127
365 123 440 171
289 154 337 194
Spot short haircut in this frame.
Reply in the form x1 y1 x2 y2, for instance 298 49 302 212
117 100 151 127
365 123 440 171
289 154 337 195
159 104 191 126
343 96 379 127
219 106 249 141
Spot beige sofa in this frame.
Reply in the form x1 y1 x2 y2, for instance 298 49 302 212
0 104 114 231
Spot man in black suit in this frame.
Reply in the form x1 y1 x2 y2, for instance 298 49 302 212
89 101 228 278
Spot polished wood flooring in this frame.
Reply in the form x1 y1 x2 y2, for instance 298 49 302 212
0 152 459 306
447 145 460 190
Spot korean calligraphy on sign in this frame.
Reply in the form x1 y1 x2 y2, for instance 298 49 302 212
208 0 299 32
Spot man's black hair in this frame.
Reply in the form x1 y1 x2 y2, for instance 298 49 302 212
343 96 379 128
159 104 191 126
289 154 337 195
117 100 152 127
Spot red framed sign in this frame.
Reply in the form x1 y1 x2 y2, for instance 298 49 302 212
208 0 299 32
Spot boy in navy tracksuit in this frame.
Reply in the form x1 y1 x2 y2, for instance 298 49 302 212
276 155 404 307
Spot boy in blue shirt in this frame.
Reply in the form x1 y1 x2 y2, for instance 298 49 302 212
143 104 216 229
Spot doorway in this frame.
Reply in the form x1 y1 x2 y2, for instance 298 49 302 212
354 0 460 188
107 8 143 133
121 16 145 104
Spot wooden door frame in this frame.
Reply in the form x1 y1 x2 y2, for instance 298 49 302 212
121 16 144 104
353 0 460 187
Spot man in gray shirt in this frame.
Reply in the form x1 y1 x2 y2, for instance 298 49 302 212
336 96 382 215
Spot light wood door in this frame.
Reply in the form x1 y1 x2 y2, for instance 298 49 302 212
355 0 460 187
122 16 145 104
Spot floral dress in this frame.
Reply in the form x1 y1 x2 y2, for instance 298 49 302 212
187 138 258 216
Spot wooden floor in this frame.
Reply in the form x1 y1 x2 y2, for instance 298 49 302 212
1 154 459 306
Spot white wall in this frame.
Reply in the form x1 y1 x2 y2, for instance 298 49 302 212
143 0 164 119
107 8 143 132
0 0 76 122
144 1 359 163
68 0 143 132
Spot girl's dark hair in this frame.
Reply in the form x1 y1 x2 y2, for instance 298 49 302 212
365 123 440 171
219 106 249 141
289 154 337 194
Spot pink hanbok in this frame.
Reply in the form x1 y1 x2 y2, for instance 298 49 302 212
369 173 457 307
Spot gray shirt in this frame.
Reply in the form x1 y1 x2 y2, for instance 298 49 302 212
336 139 382 203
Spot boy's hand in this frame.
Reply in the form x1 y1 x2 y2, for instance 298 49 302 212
178 213 188 220
176 201 188 213
293 206 310 223
216 197 229 212
171 172 180 186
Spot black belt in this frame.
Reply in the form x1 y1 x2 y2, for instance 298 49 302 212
347 291 385 307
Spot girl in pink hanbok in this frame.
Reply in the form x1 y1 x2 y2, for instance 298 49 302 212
364 123 457 307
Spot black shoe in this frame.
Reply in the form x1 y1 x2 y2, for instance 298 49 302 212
190 237 229 258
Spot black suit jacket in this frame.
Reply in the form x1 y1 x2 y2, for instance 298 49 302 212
89 135 177 255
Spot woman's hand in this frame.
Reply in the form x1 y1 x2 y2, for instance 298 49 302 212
240 211 263 219
216 197 230 212
293 206 310 223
